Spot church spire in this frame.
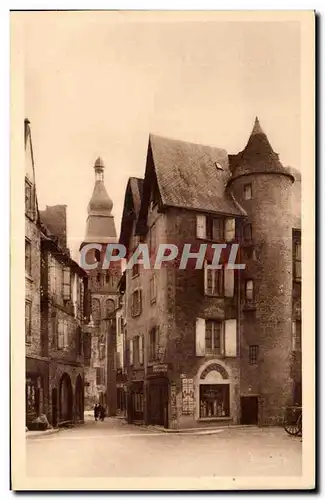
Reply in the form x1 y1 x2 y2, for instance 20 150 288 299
79 157 117 250
251 116 264 136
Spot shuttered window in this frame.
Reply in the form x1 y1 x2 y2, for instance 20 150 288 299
196 215 206 239
225 218 235 242
63 267 71 301
139 335 144 365
205 320 223 355
129 338 134 365
224 319 237 357
224 268 235 297
204 262 223 296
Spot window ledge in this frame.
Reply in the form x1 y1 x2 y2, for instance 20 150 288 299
198 417 232 422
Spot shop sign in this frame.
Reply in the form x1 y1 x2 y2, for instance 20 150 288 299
152 364 169 373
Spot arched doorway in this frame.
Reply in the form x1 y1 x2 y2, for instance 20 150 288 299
59 373 73 422
75 375 84 422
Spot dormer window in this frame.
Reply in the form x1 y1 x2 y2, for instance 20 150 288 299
215 161 223 171
244 184 252 200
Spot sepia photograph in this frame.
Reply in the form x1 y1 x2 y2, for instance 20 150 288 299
10 9 315 491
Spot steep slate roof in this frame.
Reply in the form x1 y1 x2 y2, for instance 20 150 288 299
228 117 295 184
147 134 244 216
119 177 144 247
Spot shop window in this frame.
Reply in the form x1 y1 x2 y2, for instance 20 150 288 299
244 183 252 200
199 384 230 418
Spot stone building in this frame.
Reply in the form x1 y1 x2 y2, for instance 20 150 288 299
119 118 301 429
40 205 90 427
25 119 90 428
80 157 121 414
25 118 48 426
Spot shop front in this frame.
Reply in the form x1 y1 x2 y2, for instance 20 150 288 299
25 357 49 427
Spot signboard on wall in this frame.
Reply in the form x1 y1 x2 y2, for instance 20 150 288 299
170 383 177 420
182 378 194 415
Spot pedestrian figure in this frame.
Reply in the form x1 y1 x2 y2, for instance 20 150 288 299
94 403 99 421
99 405 106 421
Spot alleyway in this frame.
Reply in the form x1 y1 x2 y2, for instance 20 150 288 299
26 416 302 478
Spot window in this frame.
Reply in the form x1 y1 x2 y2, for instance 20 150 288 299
199 384 230 418
105 274 110 284
62 267 71 301
196 215 224 241
96 367 105 385
249 345 259 364
292 320 301 351
204 263 223 296
243 223 253 242
139 335 144 365
129 339 133 365
25 239 32 275
25 301 32 343
206 217 223 241
293 232 301 281
25 179 32 214
205 320 223 355
150 274 157 303
76 326 82 355
97 273 101 283
244 184 252 200
131 289 142 317
245 280 254 301
132 263 140 278
149 327 157 362
133 336 140 365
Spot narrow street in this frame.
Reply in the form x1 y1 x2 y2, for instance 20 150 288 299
26 417 302 478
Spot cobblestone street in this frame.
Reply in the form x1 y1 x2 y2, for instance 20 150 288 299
26 417 302 478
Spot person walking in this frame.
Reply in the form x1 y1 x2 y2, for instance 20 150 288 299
94 403 99 421
99 405 106 421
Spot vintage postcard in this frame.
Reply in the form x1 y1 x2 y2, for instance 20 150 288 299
11 10 315 490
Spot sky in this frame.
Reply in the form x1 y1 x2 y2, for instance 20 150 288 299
24 12 301 261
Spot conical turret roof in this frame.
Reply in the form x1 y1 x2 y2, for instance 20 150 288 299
80 157 117 249
228 117 294 183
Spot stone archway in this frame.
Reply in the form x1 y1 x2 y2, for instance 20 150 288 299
75 375 84 422
59 373 73 422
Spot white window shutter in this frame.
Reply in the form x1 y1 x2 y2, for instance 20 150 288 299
130 339 133 365
196 215 206 239
139 335 144 365
196 318 206 356
224 319 237 357
225 218 236 242
224 268 235 297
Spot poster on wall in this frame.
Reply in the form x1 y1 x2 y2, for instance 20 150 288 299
170 383 177 420
182 378 194 415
